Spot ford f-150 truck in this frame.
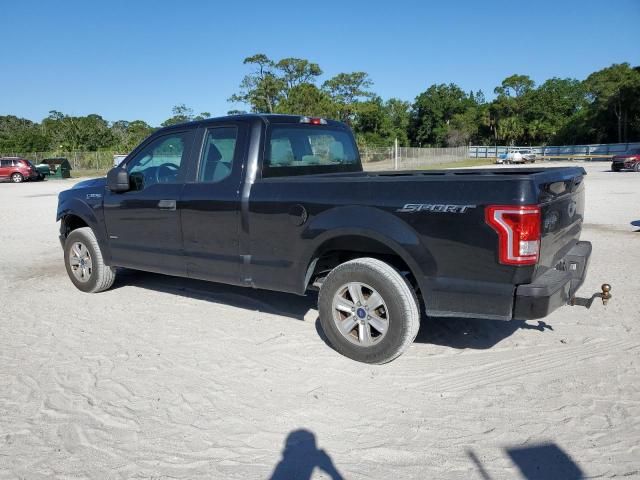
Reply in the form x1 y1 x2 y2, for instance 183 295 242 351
56 114 609 363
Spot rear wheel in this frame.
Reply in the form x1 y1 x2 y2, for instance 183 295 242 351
11 173 23 183
634 163 640 172
64 227 116 293
318 258 420 364
612 163 622 172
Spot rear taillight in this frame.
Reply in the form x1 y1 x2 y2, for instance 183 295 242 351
485 205 541 265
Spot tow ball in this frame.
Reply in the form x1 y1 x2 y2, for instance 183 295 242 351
570 284 612 309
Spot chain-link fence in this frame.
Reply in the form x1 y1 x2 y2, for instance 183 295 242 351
360 146 471 171
3 145 473 173
0 151 120 171
470 142 640 159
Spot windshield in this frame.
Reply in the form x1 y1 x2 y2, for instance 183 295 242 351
263 125 360 178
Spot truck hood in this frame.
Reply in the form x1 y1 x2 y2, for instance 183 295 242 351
72 177 106 189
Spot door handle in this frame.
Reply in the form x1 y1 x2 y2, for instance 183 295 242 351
157 199 176 210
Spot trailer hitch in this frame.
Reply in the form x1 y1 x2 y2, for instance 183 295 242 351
570 284 612 309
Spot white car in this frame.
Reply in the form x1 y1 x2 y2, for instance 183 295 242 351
496 151 523 164
519 149 537 163
496 150 536 164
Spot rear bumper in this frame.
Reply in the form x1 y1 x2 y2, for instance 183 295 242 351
513 241 591 319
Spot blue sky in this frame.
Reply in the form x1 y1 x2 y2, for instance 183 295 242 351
2 0 638 126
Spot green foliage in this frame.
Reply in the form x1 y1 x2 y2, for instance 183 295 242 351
111 120 154 151
161 104 210 126
494 74 535 98
409 84 476 146
276 57 323 91
353 97 410 146
1 60 639 155
583 63 640 143
228 53 373 123
228 54 286 113
0 116 49 152
274 84 336 118
321 72 374 123
41 112 114 151
384 98 411 146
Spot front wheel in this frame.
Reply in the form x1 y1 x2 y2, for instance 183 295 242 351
318 258 420 364
634 163 640 172
64 227 116 293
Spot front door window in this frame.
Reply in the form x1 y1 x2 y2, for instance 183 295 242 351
125 132 189 191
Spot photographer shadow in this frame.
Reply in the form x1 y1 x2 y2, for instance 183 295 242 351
269 429 344 480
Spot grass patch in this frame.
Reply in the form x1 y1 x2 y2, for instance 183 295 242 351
423 158 496 170
71 168 109 178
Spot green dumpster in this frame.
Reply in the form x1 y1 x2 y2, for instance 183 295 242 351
35 163 51 177
41 157 72 179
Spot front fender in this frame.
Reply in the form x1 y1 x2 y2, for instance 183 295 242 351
57 196 112 264
299 205 436 292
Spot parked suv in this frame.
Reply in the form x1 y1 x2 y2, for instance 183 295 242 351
611 149 640 172
0 157 41 183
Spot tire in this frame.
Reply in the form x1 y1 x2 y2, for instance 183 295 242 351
11 173 23 183
318 258 420 364
634 163 640 173
64 227 116 293
612 164 622 172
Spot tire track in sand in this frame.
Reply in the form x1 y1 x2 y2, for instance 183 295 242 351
410 338 636 394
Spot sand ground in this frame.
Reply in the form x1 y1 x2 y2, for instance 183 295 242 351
0 162 638 479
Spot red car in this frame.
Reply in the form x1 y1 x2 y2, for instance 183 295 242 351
0 157 41 183
611 149 640 172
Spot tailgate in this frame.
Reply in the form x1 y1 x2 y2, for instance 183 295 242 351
536 169 585 274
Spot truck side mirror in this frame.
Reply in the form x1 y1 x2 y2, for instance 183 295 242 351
106 167 130 192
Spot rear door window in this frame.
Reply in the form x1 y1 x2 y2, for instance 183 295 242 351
197 127 238 183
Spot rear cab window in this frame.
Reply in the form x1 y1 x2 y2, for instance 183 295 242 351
262 124 360 178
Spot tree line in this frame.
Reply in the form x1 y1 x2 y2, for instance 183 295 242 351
1 56 638 154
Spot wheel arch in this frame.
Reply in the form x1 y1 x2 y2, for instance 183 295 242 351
304 232 419 282
60 213 89 235
57 199 112 264
300 208 435 306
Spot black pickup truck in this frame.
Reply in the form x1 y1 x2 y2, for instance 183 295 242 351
57 114 607 363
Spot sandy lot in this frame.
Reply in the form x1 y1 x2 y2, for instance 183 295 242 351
1 163 638 479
